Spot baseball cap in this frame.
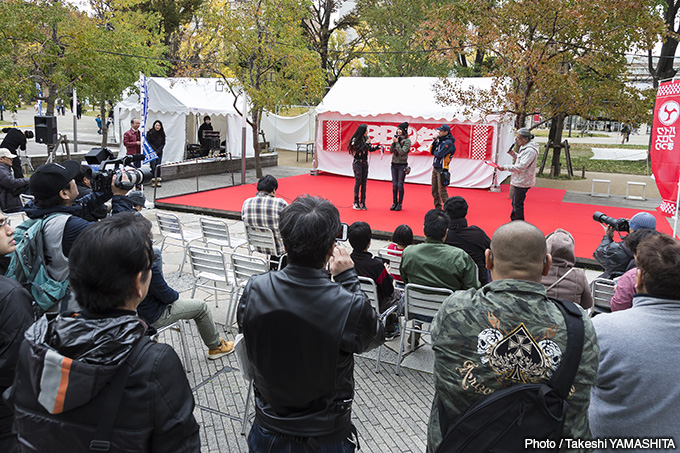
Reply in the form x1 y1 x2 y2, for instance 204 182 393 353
0 148 17 159
127 190 146 207
30 160 81 199
629 212 656 231
436 124 451 133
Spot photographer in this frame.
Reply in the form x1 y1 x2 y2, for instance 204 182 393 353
593 211 656 279
348 124 381 210
390 122 411 211
23 160 135 312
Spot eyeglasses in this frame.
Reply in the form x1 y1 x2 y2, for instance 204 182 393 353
0 218 11 228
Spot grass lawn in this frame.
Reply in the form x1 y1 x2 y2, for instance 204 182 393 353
532 129 610 138
537 142 650 178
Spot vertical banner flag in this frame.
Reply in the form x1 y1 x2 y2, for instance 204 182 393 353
139 74 158 165
651 80 680 217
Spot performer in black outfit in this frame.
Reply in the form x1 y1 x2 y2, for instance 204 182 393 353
348 124 380 210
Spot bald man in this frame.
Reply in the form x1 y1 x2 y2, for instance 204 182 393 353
426 221 599 453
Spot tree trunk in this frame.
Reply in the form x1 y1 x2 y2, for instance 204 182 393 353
100 100 108 147
250 108 262 178
548 114 566 176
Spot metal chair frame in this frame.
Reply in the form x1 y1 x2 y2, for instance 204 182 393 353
358 276 399 373
244 225 286 270
378 248 404 288
152 321 193 373
186 245 233 309
591 278 616 316
155 212 202 275
227 253 269 333
198 216 248 253
233 334 255 436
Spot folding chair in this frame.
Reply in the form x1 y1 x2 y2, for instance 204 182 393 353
591 278 616 316
199 216 248 253
227 253 268 333
395 283 453 375
19 193 34 207
378 248 404 288
244 225 286 270
358 276 399 373
233 334 254 435
186 245 233 309
155 212 202 275
151 321 192 373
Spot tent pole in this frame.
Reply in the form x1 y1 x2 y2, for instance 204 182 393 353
241 93 247 185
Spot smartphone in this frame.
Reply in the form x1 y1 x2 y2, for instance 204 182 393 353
336 223 348 242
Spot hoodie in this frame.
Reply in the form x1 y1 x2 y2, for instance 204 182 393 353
7 311 200 452
541 229 593 310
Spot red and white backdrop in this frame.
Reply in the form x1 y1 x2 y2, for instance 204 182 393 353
651 80 680 217
315 116 511 188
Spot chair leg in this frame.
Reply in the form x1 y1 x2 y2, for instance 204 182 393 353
214 284 219 309
395 318 407 375
225 288 236 334
227 287 241 335
376 344 383 373
177 322 193 374
191 280 197 299
241 380 253 436
179 245 189 276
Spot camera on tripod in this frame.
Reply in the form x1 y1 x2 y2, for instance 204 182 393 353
85 148 153 193
593 211 629 232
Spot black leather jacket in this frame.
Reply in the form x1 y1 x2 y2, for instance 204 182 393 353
237 265 384 439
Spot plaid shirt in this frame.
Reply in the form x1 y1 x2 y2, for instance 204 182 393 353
241 192 288 255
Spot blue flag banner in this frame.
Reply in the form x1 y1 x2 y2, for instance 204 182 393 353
139 74 158 165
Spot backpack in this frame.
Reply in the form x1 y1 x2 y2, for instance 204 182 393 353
435 298 584 453
6 213 70 312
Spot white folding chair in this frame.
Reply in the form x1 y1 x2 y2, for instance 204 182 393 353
395 283 453 375
151 321 192 373
591 278 616 316
233 334 254 435
358 276 399 373
199 216 248 253
244 225 286 270
378 248 404 288
186 245 233 309
227 253 268 333
155 212 202 275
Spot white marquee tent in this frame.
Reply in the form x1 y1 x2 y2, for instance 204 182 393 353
315 77 516 188
115 78 255 164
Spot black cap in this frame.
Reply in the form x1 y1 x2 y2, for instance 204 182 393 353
30 160 81 199
398 122 409 133
436 124 451 133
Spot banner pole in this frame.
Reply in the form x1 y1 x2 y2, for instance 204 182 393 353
674 171 680 238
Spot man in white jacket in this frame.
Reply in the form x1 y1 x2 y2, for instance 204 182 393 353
499 128 539 221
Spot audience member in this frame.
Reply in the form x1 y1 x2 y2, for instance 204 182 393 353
0 128 34 178
24 160 133 312
594 211 656 278
0 211 34 453
137 261 233 361
427 221 599 452
541 228 593 310
6 213 200 452
0 148 28 213
386 224 413 283
590 234 680 445
241 175 288 269
349 221 399 339
74 165 108 221
237 195 383 451
443 196 491 285
400 209 479 295
609 228 662 312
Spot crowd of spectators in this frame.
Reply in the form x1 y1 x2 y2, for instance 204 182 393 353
0 166 677 452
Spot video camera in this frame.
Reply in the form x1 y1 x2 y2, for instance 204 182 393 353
85 148 153 193
593 211 629 232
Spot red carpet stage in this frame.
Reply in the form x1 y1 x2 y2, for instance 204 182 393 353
156 173 673 262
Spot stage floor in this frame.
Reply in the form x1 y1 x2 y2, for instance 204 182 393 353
156 173 673 261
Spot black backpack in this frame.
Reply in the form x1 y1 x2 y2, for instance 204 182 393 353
436 298 584 453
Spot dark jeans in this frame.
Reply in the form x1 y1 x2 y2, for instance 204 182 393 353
431 168 448 209
150 156 162 178
352 160 368 204
510 186 530 221
391 163 407 204
247 423 356 453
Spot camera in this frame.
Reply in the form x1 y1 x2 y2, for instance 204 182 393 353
90 154 153 193
336 223 348 242
593 211 629 232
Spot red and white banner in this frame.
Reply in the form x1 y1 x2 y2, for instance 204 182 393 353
651 80 680 217
323 120 494 160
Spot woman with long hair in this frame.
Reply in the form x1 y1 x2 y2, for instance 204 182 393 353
146 120 165 187
390 122 411 211
348 124 380 210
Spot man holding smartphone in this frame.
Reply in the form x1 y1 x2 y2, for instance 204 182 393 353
237 195 385 452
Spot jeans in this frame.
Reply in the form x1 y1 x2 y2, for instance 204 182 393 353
247 423 356 453
150 156 162 178
153 298 221 349
431 168 448 209
510 186 529 221
391 163 407 204
352 160 368 204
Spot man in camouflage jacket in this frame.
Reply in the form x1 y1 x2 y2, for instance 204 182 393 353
427 221 599 453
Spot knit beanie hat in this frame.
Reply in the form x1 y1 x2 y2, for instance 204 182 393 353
629 212 656 231
397 122 409 134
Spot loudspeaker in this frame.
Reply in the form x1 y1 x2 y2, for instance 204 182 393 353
34 116 58 144
85 147 114 165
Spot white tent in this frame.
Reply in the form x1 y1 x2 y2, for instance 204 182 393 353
315 77 515 188
116 78 255 164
